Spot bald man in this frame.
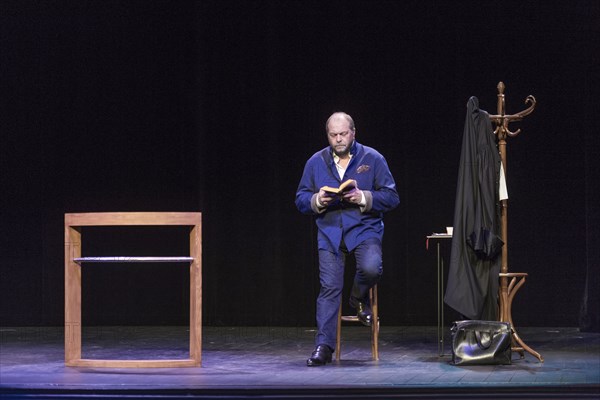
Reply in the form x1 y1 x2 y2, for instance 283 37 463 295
295 112 400 366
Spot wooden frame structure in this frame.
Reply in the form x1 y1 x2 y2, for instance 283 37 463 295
489 82 543 362
64 212 202 368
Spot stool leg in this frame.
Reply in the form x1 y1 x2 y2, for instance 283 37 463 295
337 286 379 362
335 302 342 361
370 286 379 361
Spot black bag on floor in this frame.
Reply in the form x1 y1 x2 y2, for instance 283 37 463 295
451 320 512 365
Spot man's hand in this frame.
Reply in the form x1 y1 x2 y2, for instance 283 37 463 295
318 189 334 208
342 188 362 205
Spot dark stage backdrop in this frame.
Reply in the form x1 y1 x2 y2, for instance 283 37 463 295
1 1 598 328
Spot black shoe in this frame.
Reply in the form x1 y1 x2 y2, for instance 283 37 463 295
349 296 373 327
306 345 333 366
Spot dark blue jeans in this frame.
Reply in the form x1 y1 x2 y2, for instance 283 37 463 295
315 237 383 350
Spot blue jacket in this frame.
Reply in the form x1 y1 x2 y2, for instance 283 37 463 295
296 141 399 253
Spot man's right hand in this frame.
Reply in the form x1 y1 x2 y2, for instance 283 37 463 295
317 189 334 208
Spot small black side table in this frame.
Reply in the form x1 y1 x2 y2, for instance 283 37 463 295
426 233 452 357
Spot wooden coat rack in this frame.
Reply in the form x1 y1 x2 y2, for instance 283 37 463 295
489 82 543 362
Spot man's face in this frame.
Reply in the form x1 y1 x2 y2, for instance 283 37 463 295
327 118 355 157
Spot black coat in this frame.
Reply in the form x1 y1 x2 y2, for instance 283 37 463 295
444 96 504 320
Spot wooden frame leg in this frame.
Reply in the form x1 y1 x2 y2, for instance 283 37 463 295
65 226 81 365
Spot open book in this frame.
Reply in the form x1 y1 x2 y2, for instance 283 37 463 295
321 179 357 196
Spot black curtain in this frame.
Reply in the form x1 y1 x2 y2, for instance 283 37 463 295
1 1 598 328
580 89 600 332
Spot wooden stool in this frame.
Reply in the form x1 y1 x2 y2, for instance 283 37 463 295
335 285 379 361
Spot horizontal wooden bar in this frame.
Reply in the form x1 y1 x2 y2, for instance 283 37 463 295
74 257 193 263
67 358 200 368
65 212 201 227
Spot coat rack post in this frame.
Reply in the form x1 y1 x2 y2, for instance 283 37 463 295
490 82 543 362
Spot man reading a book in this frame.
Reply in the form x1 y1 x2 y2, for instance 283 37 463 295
295 112 399 366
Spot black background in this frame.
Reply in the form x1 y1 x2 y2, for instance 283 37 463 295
1 1 598 327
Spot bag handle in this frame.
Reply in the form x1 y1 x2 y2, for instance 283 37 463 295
475 330 493 350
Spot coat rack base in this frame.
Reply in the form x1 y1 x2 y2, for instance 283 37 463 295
499 272 544 362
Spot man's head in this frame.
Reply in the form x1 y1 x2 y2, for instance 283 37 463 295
326 112 356 157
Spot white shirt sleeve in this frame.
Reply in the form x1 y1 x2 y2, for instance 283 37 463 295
499 163 509 201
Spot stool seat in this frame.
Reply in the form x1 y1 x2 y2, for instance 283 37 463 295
335 285 379 361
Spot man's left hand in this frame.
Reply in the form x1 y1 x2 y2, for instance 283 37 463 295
342 189 362 204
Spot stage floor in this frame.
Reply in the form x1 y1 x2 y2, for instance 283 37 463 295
1 325 598 399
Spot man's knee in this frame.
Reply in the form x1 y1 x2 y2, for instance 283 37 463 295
358 239 383 278
363 259 383 280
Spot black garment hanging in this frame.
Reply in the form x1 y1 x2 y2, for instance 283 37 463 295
444 96 504 320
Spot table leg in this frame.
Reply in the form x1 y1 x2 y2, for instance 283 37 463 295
437 242 444 357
